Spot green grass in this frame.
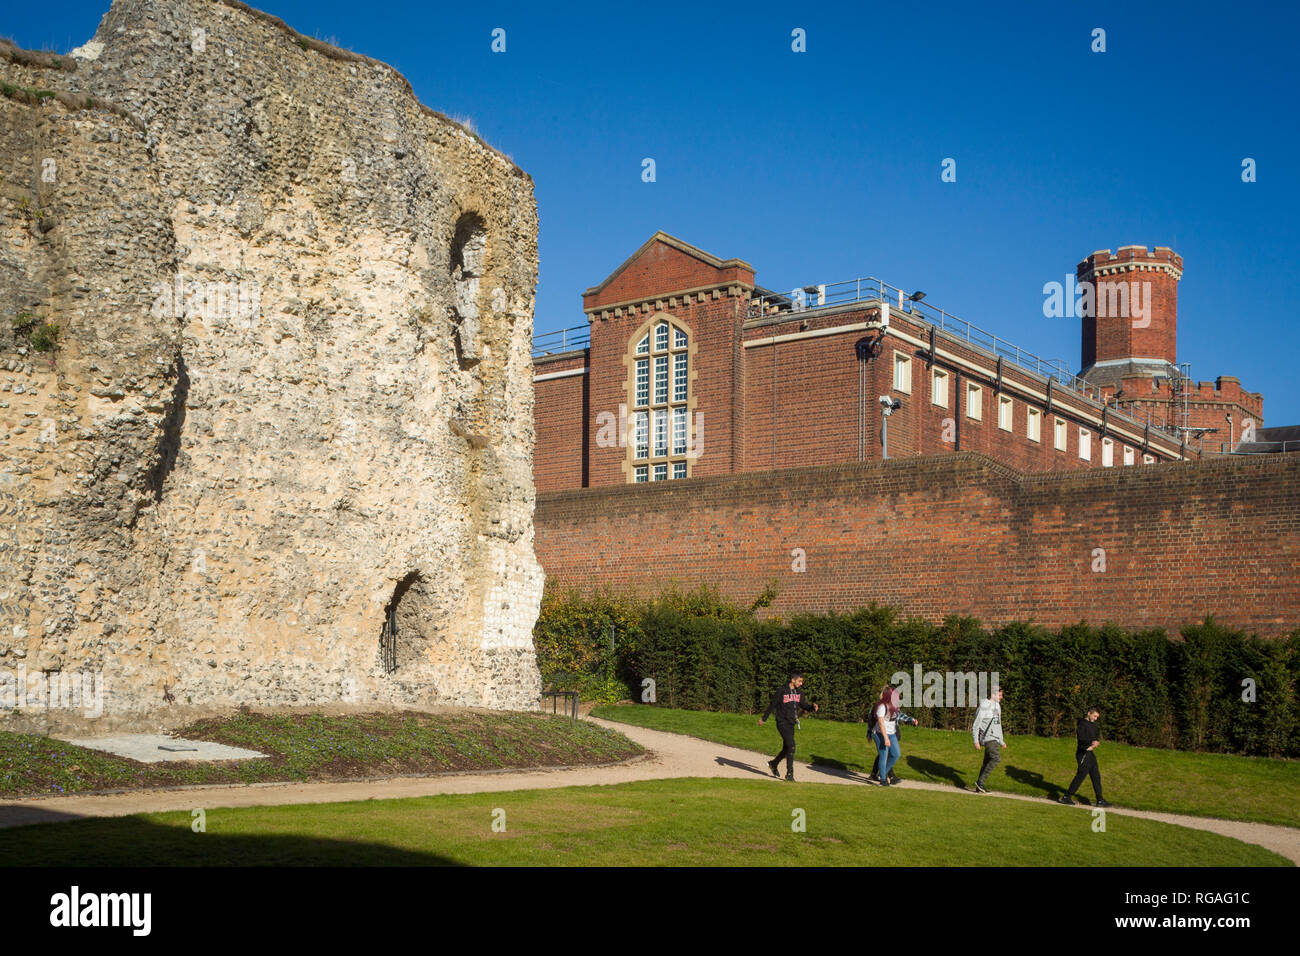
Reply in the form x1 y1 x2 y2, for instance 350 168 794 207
592 704 1300 828
0 711 642 797
0 778 1286 866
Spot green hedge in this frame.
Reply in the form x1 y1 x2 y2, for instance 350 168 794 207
533 586 1300 757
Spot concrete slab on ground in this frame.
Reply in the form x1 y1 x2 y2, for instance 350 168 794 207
57 734 267 764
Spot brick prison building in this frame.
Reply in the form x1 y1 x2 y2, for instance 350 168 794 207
533 233 1262 491
531 234 1298 635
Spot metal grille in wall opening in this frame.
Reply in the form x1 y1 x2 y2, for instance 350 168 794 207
380 601 399 673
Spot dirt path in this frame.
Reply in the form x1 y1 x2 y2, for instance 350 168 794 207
2 717 1296 864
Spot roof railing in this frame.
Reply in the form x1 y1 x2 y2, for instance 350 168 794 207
748 276 1182 441
532 325 590 357
1219 440 1299 455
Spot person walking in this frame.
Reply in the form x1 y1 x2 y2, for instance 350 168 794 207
759 671 818 781
1058 706 1111 807
866 685 913 786
970 686 1007 793
888 708 918 784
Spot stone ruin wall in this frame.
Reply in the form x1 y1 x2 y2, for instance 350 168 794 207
0 0 545 732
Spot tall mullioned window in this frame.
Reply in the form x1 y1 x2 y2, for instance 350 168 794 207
630 319 692 481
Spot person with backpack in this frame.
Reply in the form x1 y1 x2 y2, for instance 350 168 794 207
1057 706 1111 807
970 686 1007 793
759 671 818 781
866 685 910 786
887 707 918 784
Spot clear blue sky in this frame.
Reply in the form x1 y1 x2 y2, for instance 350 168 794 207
11 0 1299 424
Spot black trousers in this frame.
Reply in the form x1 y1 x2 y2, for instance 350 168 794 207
1067 750 1103 800
772 722 797 773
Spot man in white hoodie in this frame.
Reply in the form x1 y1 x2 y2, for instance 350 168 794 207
970 686 1007 793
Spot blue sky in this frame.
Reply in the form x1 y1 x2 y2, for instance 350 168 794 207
10 0 1300 423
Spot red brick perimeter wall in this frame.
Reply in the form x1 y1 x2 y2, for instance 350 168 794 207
534 452 1300 636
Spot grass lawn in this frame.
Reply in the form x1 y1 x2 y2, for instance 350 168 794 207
0 777 1288 866
0 711 641 797
591 704 1300 829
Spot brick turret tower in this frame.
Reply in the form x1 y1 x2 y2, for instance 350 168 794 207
1077 245 1263 454
1078 245 1182 385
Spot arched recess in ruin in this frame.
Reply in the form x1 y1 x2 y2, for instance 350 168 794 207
449 212 487 369
379 571 444 673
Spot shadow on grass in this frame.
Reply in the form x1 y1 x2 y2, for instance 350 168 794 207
0 806 456 866
1005 765 1062 797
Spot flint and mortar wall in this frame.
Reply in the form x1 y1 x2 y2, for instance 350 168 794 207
1 0 544 731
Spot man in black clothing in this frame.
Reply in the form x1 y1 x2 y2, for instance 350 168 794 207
1058 706 1111 807
759 672 818 781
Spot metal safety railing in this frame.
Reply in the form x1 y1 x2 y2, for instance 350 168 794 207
1219 440 1300 455
532 325 590 357
748 276 1183 441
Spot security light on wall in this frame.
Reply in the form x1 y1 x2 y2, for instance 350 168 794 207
909 291 926 302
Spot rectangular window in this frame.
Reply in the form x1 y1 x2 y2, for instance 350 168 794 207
893 352 911 393
672 406 687 455
634 412 648 460
634 466 648 483
1054 417 1067 451
966 383 982 420
931 368 949 408
1026 407 1041 443
635 358 649 408
1079 428 1091 461
1143 453 1156 465
1102 437 1114 467
673 353 688 402
1123 446 1135 466
653 463 667 481
654 322 669 352
653 408 668 457
998 395 1013 431
672 461 687 479
654 355 669 405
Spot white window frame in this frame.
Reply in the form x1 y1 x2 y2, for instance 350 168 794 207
672 406 687 456
1143 453 1156 465
654 322 670 352
634 411 649 461
1026 407 1041 443
1102 437 1114 467
966 382 982 421
893 352 912 393
998 395 1013 432
1079 428 1091 461
1054 417 1067 451
1123 446 1135 466
931 368 949 408
635 358 650 408
628 319 692 483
